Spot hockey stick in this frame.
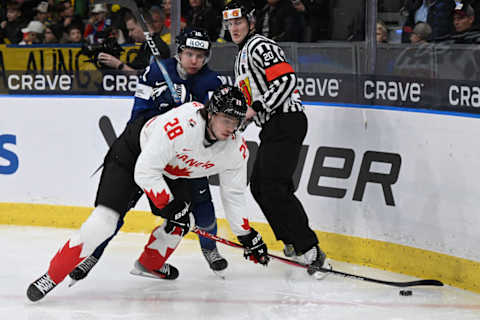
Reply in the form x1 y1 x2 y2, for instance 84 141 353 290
99 115 117 147
90 115 118 177
94 0 181 104
192 227 444 288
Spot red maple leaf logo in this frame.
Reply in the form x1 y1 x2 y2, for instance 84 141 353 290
144 188 170 209
164 164 191 177
241 218 251 231
48 240 85 284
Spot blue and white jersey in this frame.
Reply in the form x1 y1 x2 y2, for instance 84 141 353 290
130 57 223 122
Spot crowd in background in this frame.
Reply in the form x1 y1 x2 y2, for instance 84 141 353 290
1 0 479 47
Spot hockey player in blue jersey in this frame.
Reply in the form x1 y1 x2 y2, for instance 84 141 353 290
68 28 226 282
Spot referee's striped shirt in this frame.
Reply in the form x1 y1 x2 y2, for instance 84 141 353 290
234 34 304 127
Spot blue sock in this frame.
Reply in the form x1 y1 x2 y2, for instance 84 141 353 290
192 201 217 251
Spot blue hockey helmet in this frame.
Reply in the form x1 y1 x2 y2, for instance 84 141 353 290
175 27 211 62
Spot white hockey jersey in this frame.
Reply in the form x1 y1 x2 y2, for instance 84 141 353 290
134 101 251 236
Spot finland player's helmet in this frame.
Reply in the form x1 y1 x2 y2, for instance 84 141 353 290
207 85 247 124
175 27 211 62
223 0 255 23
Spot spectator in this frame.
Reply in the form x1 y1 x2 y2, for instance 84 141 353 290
377 20 389 43
19 20 44 45
149 6 171 44
17 0 37 23
401 0 456 42
83 3 112 44
43 23 63 43
162 0 187 30
291 0 308 42
466 0 480 25
97 11 170 73
72 0 89 19
410 21 432 43
448 3 480 43
33 1 50 24
57 0 84 34
328 0 365 41
293 0 329 42
256 0 303 42
66 24 82 43
185 0 221 41
0 2 25 44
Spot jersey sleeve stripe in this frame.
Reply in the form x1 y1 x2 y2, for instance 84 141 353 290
265 62 295 82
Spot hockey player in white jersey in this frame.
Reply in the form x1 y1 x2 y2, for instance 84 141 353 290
27 85 269 302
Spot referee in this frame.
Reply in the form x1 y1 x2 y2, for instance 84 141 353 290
223 0 326 276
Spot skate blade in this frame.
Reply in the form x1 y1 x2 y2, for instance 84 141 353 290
312 262 332 280
212 269 226 280
129 267 165 280
68 279 78 287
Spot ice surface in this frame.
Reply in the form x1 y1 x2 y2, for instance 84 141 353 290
2 225 479 320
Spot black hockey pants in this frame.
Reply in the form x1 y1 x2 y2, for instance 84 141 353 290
250 112 318 255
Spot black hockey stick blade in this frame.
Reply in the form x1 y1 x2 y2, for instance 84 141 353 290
315 266 444 288
268 251 443 287
91 115 117 177
192 227 444 288
99 115 117 147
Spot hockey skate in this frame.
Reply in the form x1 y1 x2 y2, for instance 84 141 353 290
27 273 57 302
201 247 228 279
130 260 179 280
283 244 295 258
298 245 328 280
68 255 99 287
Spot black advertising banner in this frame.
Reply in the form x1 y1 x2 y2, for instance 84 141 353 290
1 43 480 116
2 70 480 115
0 70 137 95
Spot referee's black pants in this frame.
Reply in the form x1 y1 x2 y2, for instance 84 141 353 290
250 111 318 255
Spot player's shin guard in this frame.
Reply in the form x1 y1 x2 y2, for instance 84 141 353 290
135 221 183 279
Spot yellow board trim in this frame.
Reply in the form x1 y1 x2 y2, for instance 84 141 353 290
1 202 479 293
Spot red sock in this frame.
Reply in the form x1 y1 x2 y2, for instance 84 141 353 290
138 225 183 271
47 240 86 284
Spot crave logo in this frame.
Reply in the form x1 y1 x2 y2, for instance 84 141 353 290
363 80 423 103
448 84 480 108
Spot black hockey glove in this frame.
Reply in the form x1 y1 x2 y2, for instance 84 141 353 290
154 199 192 237
237 228 269 266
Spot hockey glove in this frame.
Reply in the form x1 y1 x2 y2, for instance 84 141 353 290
162 199 193 237
237 228 269 266
152 82 192 109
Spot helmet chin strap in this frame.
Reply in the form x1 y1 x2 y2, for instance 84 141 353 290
175 57 188 80
204 114 218 147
